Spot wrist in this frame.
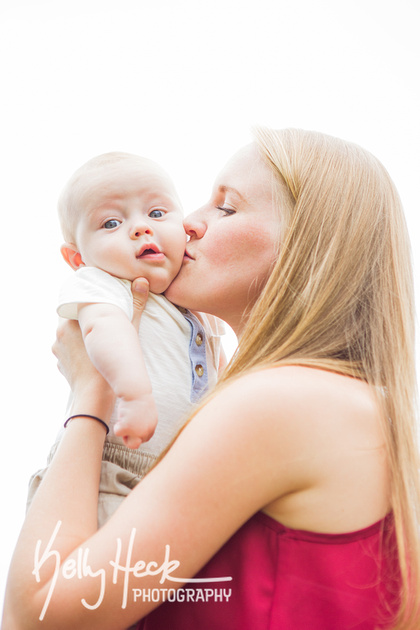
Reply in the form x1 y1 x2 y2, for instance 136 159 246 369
71 379 115 425
65 414 110 434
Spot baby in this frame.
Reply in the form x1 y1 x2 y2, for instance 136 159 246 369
57 152 187 449
28 152 224 525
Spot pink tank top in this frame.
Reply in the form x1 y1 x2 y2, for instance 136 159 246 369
136 512 400 629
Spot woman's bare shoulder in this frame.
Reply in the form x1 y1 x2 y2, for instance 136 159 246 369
219 365 378 426
216 366 388 532
212 365 383 472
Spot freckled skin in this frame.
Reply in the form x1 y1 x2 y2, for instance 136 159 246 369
165 145 279 333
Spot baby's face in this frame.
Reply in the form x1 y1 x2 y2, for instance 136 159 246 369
75 160 186 293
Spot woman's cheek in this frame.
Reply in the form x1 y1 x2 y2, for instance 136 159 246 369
216 225 269 263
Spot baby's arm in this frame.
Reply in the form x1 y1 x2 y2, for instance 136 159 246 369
78 302 158 449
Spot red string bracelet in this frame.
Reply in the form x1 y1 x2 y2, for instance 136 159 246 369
64 414 109 434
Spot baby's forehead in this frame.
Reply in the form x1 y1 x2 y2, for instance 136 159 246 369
109 156 171 181
76 158 180 207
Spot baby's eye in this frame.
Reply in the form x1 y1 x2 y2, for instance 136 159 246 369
149 209 165 218
103 219 121 229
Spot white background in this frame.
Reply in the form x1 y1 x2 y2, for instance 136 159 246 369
0 0 419 614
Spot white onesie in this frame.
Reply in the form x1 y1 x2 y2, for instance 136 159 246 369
28 267 224 526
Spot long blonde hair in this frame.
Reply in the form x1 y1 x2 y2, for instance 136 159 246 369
219 128 420 628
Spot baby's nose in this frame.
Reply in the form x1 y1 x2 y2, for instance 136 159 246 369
130 222 153 239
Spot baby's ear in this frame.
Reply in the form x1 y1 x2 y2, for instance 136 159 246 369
60 243 85 270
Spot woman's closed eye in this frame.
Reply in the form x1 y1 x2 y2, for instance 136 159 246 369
216 205 236 216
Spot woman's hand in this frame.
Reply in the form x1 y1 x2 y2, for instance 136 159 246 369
52 318 115 419
52 318 102 389
131 277 149 329
51 278 149 419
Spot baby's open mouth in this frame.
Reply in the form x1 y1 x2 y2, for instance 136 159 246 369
138 248 157 258
136 245 165 261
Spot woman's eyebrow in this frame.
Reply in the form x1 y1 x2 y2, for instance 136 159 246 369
218 185 247 201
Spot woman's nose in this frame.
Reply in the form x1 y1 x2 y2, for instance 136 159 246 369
130 221 153 239
183 209 206 239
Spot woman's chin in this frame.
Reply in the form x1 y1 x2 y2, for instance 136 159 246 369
164 273 195 308
164 280 182 304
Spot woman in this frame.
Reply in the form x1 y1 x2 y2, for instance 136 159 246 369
3 128 419 629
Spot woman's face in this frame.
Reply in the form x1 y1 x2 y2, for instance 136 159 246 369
165 143 281 333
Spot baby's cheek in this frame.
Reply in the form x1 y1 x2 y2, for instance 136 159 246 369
147 268 175 294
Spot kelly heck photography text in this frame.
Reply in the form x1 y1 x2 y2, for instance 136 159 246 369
33 521 233 621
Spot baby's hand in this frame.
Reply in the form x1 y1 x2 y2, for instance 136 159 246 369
114 395 158 449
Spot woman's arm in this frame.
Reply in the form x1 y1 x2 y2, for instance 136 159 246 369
2 360 115 628
3 360 309 629
5 281 380 629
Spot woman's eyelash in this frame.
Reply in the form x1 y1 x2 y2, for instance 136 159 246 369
216 206 235 215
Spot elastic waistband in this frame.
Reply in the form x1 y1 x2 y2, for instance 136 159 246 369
102 441 157 477
48 439 157 477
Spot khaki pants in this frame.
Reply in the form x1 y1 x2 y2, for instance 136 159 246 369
27 441 156 528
